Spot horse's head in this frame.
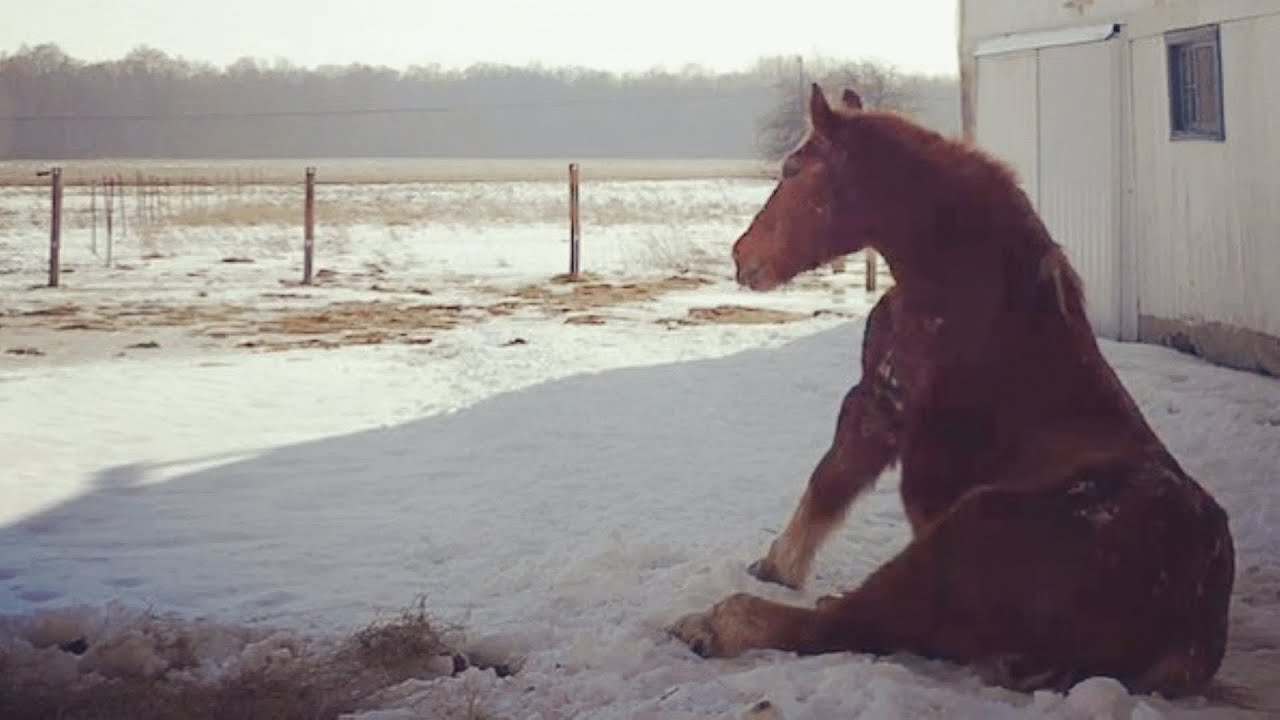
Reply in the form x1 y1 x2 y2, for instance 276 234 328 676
733 84 881 291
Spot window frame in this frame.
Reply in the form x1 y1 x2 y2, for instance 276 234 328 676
1165 24 1225 142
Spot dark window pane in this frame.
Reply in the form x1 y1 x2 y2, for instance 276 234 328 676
1166 25 1223 140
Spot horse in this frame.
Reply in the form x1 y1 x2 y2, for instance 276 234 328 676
670 84 1235 698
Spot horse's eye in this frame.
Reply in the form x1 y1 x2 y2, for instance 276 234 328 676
781 156 802 179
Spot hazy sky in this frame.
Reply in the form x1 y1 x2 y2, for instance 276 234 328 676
0 0 959 76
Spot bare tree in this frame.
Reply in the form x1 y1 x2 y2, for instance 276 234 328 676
755 56 918 160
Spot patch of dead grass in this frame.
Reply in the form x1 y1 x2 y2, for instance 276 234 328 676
564 314 609 325
254 301 471 336
498 275 714 316
141 186 762 230
166 201 299 227
662 304 813 327
6 274 723 356
4 346 45 356
627 232 720 276
0 599 495 720
20 304 81 317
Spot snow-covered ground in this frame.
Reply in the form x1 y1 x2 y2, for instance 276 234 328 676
1 169 1277 718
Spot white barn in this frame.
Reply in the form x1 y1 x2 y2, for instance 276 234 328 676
958 0 1280 375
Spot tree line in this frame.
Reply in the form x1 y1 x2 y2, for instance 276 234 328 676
0 44 959 160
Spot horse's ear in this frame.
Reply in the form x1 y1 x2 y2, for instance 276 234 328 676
841 88 863 110
809 83 836 136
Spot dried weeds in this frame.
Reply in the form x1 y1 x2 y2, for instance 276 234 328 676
0 599 493 720
497 275 714 316
662 305 812 327
4 274 723 358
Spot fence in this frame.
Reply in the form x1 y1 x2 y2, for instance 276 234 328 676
26 164 884 291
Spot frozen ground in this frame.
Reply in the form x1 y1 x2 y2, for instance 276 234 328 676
0 168 1277 718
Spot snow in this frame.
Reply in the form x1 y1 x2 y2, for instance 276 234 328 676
1 171 1277 718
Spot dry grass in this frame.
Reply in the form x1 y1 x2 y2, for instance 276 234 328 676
231 301 471 351
4 275 723 361
254 301 470 336
660 305 814 327
158 196 550 228
0 599 494 720
167 201 302 227
627 231 720 275
494 275 714 317
108 188 758 229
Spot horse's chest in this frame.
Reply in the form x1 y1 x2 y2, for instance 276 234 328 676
874 317 1002 467
873 318 945 414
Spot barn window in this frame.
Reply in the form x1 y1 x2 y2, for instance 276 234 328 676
1166 24 1224 141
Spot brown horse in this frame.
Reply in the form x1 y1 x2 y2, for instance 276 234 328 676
671 84 1235 698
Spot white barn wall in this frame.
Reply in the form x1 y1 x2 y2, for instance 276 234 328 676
1037 39 1125 339
962 0 1280 374
1129 11 1280 369
958 0 1154 138
961 0 1152 41
972 52 1038 201
971 33 1127 339
959 0 1279 49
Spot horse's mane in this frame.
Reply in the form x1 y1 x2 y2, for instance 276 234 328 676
841 109 1025 208
839 109 1089 323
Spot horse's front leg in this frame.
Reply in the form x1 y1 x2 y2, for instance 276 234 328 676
747 376 899 589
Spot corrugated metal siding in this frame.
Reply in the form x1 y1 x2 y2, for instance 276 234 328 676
1131 13 1280 337
975 52 1039 201
1037 40 1124 338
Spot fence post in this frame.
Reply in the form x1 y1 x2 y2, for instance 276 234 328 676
568 162 580 279
37 167 63 287
864 249 878 292
105 177 115 267
90 180 98 256
303 166 316 285
117 174 126 240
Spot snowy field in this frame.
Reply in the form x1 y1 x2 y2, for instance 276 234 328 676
1 161 1277 718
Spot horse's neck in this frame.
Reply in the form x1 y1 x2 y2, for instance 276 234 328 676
889 198 1063 299
884 228 1087 367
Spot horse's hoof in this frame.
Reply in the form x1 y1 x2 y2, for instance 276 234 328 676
747 558 798 589
670 611 719 658
747 558 774 581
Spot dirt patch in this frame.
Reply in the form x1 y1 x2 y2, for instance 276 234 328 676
663 305 812 327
